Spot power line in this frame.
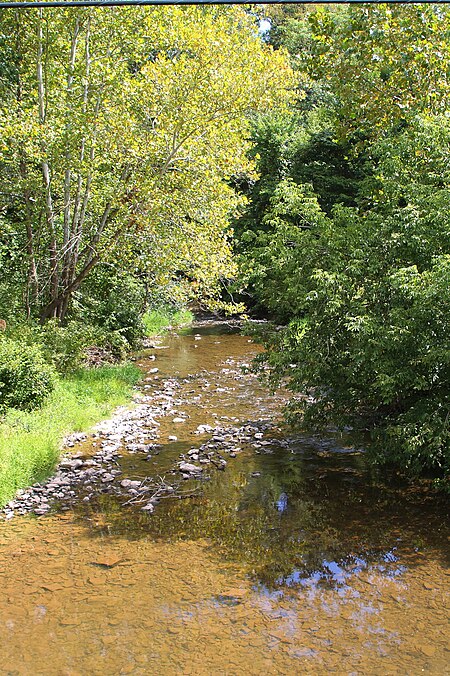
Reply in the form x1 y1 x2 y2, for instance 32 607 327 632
0 0 447 8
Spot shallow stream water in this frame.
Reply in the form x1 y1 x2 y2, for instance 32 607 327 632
0 324 449 675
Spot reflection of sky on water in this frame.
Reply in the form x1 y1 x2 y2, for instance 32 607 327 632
276 492 288 512
252 549 407 600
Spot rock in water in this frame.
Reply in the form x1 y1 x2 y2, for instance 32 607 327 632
141 503 154 513
179 462 202 474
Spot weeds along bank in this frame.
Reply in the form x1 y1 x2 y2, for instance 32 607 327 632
0 308 193 507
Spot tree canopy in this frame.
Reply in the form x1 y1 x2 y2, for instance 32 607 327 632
0 6 293 321
235 4 450 479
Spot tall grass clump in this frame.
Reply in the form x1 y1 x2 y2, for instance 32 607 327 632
142 308 194 336
0 363 140 506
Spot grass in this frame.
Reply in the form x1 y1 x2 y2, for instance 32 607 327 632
0 363 141 507
142 308 194 336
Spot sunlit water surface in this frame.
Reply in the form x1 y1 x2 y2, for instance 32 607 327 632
0 324 448 675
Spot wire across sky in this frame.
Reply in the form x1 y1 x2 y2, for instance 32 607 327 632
0 0 447 8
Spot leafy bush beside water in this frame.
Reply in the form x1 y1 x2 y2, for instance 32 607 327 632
233 5 450 481
244 119 450 478
0 337 56 412
79 271 147 349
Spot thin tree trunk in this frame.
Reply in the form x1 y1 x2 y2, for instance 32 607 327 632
40 200 119 322
63 17 96 319
37 9 58 316
62 18 80 295
15 17 39 318
24 191 39 318
40 254 100 321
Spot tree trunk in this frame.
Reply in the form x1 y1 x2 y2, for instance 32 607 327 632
62 18 80 295
40 254 99 323
37 9 59 315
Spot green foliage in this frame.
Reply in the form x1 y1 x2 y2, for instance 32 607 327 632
5 320 129 374
302 5 450 139
0 363 141 506
251 116 450 476
0 6 293 323
35 320 104 373
79 270 146 348
235 7 450 479
0 337 56 411
233 111 368 316
238 179 328 321
142 308 194 336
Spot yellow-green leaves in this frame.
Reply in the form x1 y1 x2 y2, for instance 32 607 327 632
305 5 450 138
0 6 294 319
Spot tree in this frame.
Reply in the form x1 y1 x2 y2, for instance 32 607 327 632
0 6 293 322
303 4 450 139
235 6 450 477
253 115 450 476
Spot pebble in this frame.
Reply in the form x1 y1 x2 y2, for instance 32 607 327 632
60 458 83 470
141 503 154 512
179 462 202 474
120 479 141 489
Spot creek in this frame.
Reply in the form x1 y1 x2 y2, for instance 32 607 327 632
0 322 448 675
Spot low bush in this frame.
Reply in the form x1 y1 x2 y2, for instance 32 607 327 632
5 319 132 374
0 337 56 411
37 320 131 372
79 270 146 348
36 320 102 373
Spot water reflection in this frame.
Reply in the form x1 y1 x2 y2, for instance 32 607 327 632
73 321 450 591
0 323 448 675
78 429 449 594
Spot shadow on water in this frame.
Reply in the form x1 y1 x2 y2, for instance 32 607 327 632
77 444 449 591
72 323 450 591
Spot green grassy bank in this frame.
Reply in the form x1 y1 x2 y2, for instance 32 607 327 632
0 363 141 507
142 308 194 336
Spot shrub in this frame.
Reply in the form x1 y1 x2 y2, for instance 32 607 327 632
36 320 100 373
36 320 131 372
79 270 146 348
249 117 450 477
0 337 56 411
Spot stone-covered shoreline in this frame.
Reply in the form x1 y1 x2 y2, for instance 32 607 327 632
1 358 277 521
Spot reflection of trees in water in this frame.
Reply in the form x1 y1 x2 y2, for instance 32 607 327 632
81 457 340 589
143 461 342 589
80 442 450 588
